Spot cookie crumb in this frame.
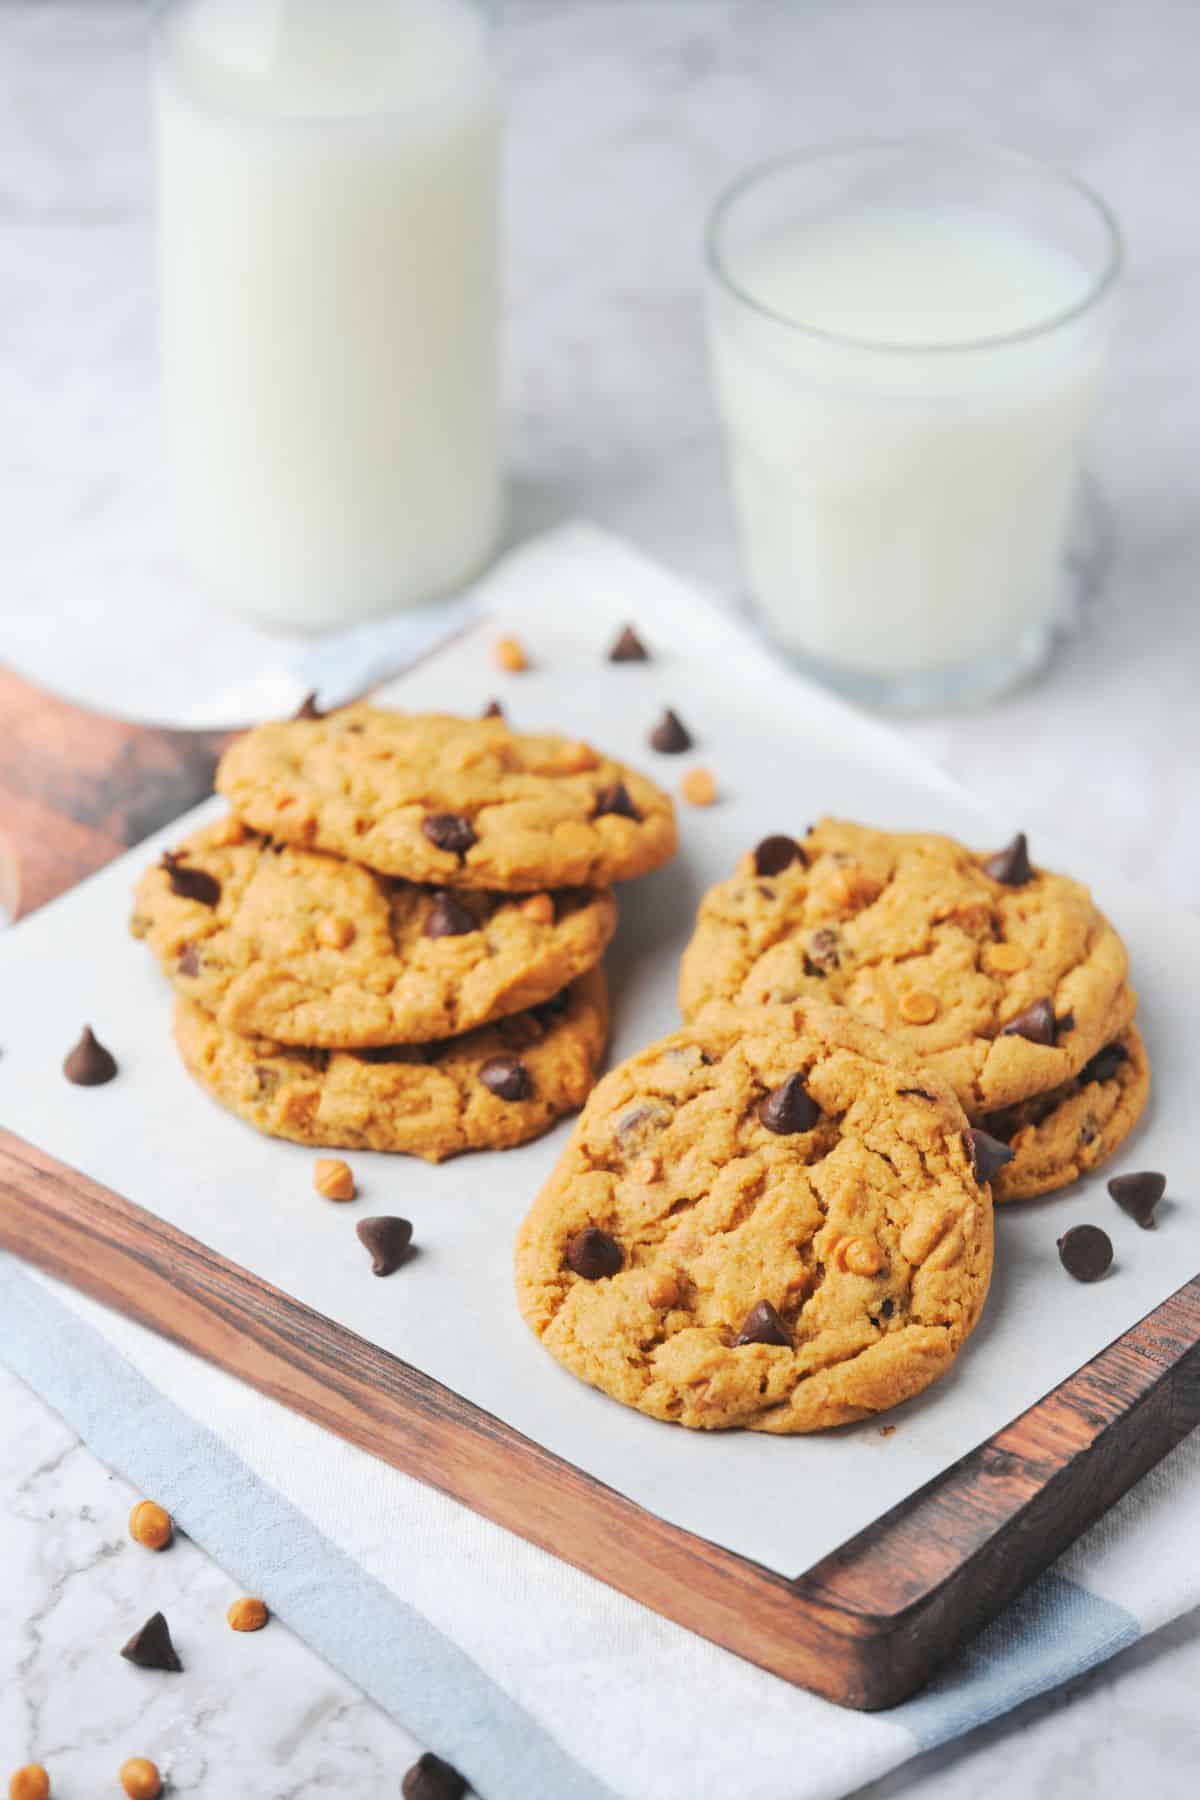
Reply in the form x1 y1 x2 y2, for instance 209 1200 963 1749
493 634 528 672
226 1597 269 1633
680 767 717 807
314 1158 356 1202
879 1424 897 1438
119 1758 162 1800
128 1501 173 1551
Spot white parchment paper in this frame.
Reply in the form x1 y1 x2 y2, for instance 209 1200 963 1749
2 526 1195 1579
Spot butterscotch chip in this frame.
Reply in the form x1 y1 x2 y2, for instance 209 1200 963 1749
8 1768 50 1800
226 1596 269 1633
208 815 247 848
521 893 555 925
681 768 718 808
984 941 1030 974
645 1271 681 1309
119 1758 162 1800
557 740 599 774
494 635 528 673
316 914 356 950
899 991 939 1025
842 1236 885 1276
128 1500 173 1551
631 1154 660 1183
313 1158 356 1201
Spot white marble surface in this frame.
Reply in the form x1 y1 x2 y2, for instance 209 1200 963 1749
3 2 1199 1795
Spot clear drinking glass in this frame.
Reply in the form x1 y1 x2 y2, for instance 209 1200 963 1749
706 140 1122 709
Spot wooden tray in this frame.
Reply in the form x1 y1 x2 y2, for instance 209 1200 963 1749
2 662 1198 1712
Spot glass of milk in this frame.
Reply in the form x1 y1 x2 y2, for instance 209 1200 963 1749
152 0 501 630
707 141 1122 708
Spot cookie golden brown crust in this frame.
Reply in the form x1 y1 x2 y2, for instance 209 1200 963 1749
133 821 617 1048
515 1000 992 1432
215 707 677 892
174 968 609 1163
679 819 1130 1117
983 1024 1149 1203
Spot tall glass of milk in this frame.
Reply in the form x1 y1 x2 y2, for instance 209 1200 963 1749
152 0 501 630
707 142 1122 708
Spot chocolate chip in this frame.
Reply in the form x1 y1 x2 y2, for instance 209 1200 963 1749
1079 1041 1128 1086
356 1215 414 1275
1057 1223 1114 1283
734 1299 790 1347
593 781 641 821
753 835 804 877
880 1297 895 1318
481 698 504 718
758 1073 819 1135
609 623 649 662
649 707 692 753
1057 1012 1075 1036
121 1611 182 1672
293 690 323 720
161 851 221 907
806 926 839 972
177 945 201 978
479 1055 531 1101
566 1227 623 1280
967 1128 1016 1185
63 1025 118 1087
1108 1170 1166 1230
424 891 477 938
422 814 477 856
536 988 570 1019
402 1752 468 1800
983 832 1034 886
1000 997 1057 1046
253 1064 281 1097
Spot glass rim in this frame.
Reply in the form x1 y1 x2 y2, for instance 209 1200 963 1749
705 136 1124 356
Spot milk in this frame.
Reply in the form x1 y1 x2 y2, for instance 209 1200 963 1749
709 203 1116 698
153 0 501 629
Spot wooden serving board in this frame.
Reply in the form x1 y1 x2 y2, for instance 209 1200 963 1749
1 660 1199 1712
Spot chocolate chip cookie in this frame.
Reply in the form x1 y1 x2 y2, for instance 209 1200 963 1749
679 820 1130 1117
133 821 616 1048
215 707 677 892
174 967 609 1162
515 999 992 1432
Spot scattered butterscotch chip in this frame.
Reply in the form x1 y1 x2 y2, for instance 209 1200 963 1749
983 941 1030 975
313 1158 356 1202
402 1752 467 1800
493 634 528 672
521 893 555 924
119 1758 162 1800
316 914 356 950
8 1767 50 1800
226 1596 269 1633
128 1500 173 1551
899 991 939 1025
680 767 717 807
63 1025 118 1087
557 739 599 774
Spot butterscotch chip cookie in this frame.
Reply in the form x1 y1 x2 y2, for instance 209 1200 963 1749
132 823 616 1048
679 819 1130 1117
982 1024 1150 1203
215 707 676 892
174 969 608 1163
515 1000 992 1432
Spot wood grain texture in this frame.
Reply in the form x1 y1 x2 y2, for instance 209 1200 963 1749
1 657 1198 1709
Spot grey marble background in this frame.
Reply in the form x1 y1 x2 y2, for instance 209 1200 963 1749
3 1 1200 1794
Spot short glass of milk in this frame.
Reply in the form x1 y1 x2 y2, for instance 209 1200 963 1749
152 0 501 630
706 141 1122 708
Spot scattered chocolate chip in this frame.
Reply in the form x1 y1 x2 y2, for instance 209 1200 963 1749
63 1025 118 1087
1079 1041 1128 1086
593 781 641 822
805 926 840 972
649 707 692 754
424 891 477 938
402 1752 468 1800
897 1087 936 1101
967 1128 1016 1185
356 1215 414 1275
983 832 1034 886
1000 997 1057 1046
609 623 649 662
120 1611 182 1672
161 851 220 907
1057 1223 1113 1283
479 1055 531 1101
293 690 323 720
176 945 201 978
758 1073 819 1135
1108 1170 1166 1230
422 814 477 856
734 1299 790 1347
566 1227 623 1280
753 835 804 877
481 698 504 718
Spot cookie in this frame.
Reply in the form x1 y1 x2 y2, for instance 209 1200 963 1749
679 819 1130 1117
215 707 677 892
982 1024 1150 1203
515 999 992 1432
173 968 609 1163
133 821 617 1048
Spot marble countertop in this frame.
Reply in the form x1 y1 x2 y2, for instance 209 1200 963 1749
3 1 1199 1794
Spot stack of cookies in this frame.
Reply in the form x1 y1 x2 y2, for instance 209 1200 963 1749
131 707 677 1162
